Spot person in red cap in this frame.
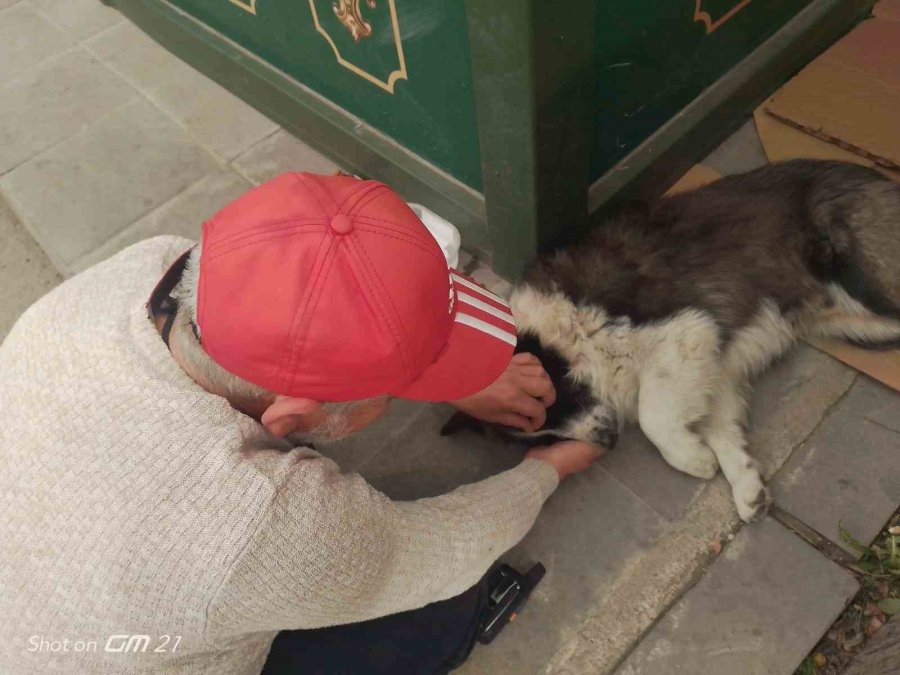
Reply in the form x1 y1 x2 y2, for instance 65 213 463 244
0 173 603 675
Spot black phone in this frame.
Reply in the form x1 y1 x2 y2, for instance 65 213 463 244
477 562 546 644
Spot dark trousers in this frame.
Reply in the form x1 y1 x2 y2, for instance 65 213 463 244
261 578 489 675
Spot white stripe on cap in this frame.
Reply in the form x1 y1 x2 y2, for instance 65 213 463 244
455 313 517 346
451 273 505 306
458 292 515 326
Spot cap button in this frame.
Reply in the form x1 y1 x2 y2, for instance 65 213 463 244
330 214 354 235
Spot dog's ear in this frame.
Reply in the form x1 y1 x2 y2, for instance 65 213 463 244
440 411 487 437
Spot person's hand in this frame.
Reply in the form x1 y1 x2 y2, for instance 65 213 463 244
450 353 557 432
526 440 605 480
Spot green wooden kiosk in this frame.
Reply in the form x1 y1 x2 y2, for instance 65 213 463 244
105 0 875 276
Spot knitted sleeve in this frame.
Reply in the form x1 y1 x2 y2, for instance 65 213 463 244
205 456 558 637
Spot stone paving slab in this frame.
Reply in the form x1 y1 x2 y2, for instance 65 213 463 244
701 118 769 177
231 130 342 185
865 385 900 435
749 344 857 479
315 398 443 475
546 477 740 675
354 403 526 500
1 97 217 271
98 22 203 97
772 376 900 556
0 3 74 85
82 19 142 61
599 427 706 522
70 168 251 274
0 47 137 174
30 0 122 41
0 195 61 340
101 25 277 161
616 517 859 675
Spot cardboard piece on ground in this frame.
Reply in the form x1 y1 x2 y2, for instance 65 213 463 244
766 17 900 170
754 107 900 182
753 106 869 165
665 165 721 195
809 338 900 393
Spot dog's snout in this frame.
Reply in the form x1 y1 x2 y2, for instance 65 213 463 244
518 433 570 448
594 429 618 450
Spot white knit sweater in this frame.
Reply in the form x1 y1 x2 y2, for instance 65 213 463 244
0 236 558 674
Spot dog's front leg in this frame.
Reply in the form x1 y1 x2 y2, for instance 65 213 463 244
637 370 719 480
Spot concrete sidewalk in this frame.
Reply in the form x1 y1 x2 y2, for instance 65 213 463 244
3 4 900 674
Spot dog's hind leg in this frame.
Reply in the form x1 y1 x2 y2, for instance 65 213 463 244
702 377 771 522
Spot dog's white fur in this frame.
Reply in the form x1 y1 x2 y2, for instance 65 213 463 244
511 284 900 522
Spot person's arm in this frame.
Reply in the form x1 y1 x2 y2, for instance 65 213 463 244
205 445 594 638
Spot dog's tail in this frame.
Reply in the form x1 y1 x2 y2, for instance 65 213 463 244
822 277 900 351
806 167 900 350
823 250 900 350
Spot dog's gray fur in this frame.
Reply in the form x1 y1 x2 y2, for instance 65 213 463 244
510 160 900 522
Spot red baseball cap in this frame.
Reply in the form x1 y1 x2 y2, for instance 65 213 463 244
194 173 517 402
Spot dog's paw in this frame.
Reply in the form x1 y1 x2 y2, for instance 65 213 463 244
733 471 771 523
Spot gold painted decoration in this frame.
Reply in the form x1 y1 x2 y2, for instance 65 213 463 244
228 0 257 15
333 0 377 42
693 0 752 34
308 0 407 93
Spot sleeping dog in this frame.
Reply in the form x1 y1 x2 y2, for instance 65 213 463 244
445 159 900 522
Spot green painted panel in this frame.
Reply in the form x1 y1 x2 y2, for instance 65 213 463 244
593 0 813 180
168 0 483 189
